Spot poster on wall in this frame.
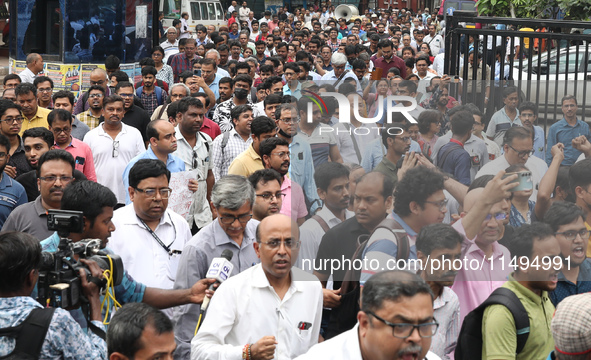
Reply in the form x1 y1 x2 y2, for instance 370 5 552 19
120 63 136 85
10 60 26 76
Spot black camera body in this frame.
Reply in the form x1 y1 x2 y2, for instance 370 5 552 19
37 210 123 309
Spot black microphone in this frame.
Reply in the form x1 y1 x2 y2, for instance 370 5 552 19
201 249 234 312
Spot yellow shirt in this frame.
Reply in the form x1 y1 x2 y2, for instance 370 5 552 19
20 107 50 135
228 144 264 177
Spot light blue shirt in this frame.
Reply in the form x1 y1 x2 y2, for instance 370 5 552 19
122 146 186 204
546 118 590 166
283 82 302 99
199 73 223 100
289 134 320 213
361 137 421 173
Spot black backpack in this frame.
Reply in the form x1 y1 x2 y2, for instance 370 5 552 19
0 307 56 360
455 287 530 360
325 217 410 339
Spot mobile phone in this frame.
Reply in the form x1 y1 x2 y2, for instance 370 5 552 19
194 69 201 77
503 172 533 191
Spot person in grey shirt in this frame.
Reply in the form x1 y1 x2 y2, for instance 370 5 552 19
172 175 260 360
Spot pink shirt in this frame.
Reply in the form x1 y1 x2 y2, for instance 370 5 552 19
450 219 511 324
56 137 97 182
280 176 308 221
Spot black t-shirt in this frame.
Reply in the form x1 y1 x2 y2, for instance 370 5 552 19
121 105 151 143
16 169 87 203
315 216 371 290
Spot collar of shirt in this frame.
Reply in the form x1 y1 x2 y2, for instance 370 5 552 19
34 196 48 216
281 175 292 192
0 172 14 190
557 258 591 282
559 118 582 128
251 263 304 294
54 136 74 149
212 217 257 248
379 156 398 172
0 296 42 313
119 204 173 230
145 146 175 167
246 144 261 160
315 206 354 226
391 212 417 237
449 138 464 147
433 286 456 310
13 136 26 155
506 273 548 306
465 235 505 259
98 122 128 138
175 127 206 150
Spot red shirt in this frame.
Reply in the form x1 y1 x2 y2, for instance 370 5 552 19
372 55 407 79
201 117 221 140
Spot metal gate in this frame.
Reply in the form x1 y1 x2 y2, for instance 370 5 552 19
443 11 591 131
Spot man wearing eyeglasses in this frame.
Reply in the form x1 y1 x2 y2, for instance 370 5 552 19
33 76 54 109
260 136 308 226
115 81 152 145
476 126 548 202
82 95 145 206
109 159 192 316
450 172 518 324
0 99 32 178
48 109 97 182
173 175 260 360
73 68 111 115
193 213 323 360
0 132 27 227
543 201 591 306
3 149 75 240
296 270 440 360
247 169 284 221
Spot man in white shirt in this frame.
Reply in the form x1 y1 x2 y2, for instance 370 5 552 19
295 270 442 360
172 97 214 233
83 95 145 205
192 214 323 360
19 53 44 84
238 1 250 22
160 27 179 50
109 159 192 293
298 162 354 273
476 126 548 202
321 52 362 96
424 24 444 55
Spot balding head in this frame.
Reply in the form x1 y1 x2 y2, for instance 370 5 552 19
257 213 298 242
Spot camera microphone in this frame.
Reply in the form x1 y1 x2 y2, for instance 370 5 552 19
201 249 234 312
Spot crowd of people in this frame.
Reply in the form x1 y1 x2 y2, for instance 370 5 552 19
0 2 591 360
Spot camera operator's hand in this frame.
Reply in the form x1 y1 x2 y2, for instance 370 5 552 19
79 259 103 321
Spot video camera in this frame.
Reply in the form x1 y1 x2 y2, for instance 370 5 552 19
37 210 124 309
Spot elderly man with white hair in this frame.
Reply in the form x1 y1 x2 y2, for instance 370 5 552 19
160 26 179 50
204 49 231 78
320 52 362 95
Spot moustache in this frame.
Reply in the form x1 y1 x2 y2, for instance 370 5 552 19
398 344 423 357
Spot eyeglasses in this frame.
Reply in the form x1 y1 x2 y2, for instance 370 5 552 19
135 187 173 200
364 311 439 339
39 175 74 183
118 93 134 98
0 152 7 159
51 127 71 134
256 192 286 201
1 116 24 124
112 140 119 158
89 93 104 98
397 136 412 143
424 199 448 211
507 145 534 158
38 87 53 93
219 214 253 224
260 239 301 249
555 229 590 242
90 80 105 86
271 152 290 159
484 212 508 221
280 117 300 124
